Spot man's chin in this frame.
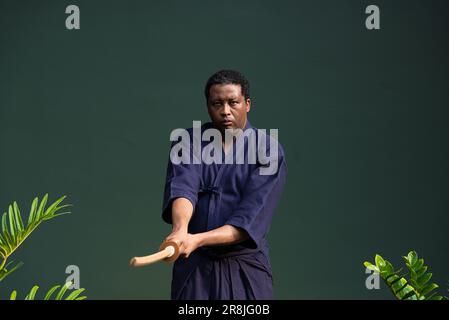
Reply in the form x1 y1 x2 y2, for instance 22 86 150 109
211 122 245 136
221 126 239 134
212 122 232 131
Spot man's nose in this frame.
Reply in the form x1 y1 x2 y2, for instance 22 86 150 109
221 103 231 116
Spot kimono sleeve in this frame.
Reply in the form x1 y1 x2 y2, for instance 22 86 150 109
161 142 202 224
225 144 287 249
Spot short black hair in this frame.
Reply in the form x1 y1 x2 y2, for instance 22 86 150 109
204 69 250 101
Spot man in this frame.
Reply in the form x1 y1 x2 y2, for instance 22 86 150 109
161 69 287 299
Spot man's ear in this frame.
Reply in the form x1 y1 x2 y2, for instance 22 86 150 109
246 99 251 112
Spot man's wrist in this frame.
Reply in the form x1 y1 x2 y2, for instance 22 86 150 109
172 225 188 233
194 232 206 248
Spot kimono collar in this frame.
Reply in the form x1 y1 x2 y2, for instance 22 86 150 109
243 119 253 130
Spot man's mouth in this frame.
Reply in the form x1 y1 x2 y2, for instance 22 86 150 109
222 120 233 126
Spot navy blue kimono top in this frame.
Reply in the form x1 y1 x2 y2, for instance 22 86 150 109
162 120 287 300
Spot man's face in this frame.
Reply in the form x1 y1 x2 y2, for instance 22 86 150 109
207 84 251 133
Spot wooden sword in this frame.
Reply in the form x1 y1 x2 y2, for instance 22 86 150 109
129 240 180 267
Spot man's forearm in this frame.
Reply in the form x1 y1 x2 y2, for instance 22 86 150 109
171 197 193 232
167 200 249 258
195 224 249 247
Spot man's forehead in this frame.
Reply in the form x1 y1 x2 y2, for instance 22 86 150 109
209 84 243 99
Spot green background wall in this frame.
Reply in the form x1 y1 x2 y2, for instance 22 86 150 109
1 0 448 299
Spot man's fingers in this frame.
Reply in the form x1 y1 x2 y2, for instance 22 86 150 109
164 237 184 250
163 235 193 258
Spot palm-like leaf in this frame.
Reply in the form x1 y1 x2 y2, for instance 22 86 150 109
11 282 87 300
364 254 419 300
365 251 448 300
403 251 443 300
0 194 71 281
0 261 23 282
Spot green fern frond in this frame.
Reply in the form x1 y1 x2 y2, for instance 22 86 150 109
365 253 419 300
0 194 71 281
365 251 448 300
403 251 442 300
10 282 87 300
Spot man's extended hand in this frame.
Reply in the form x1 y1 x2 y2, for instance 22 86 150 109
166 197 198 258
165 230 201 259
166 198 249 259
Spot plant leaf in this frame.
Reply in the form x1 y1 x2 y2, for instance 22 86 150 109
28 197 39 226
0 194 69 281
401 290 418 300
25 285 39 300
421 283 439 297
0 261 23 282
8 205 16 239
407 251 418 266
35 193 48 222
44 285 61 300
13 202 24 234
2 229 13 251
417 273 432 287
1 212 7 235
43 195 67 217
43 212 70 221
384 260 394 274
65 288 86 300
416 266 428 278
364 261 379 272
375 254 386 269
414 258 424 271
9 290 17 300
55 282 71 300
